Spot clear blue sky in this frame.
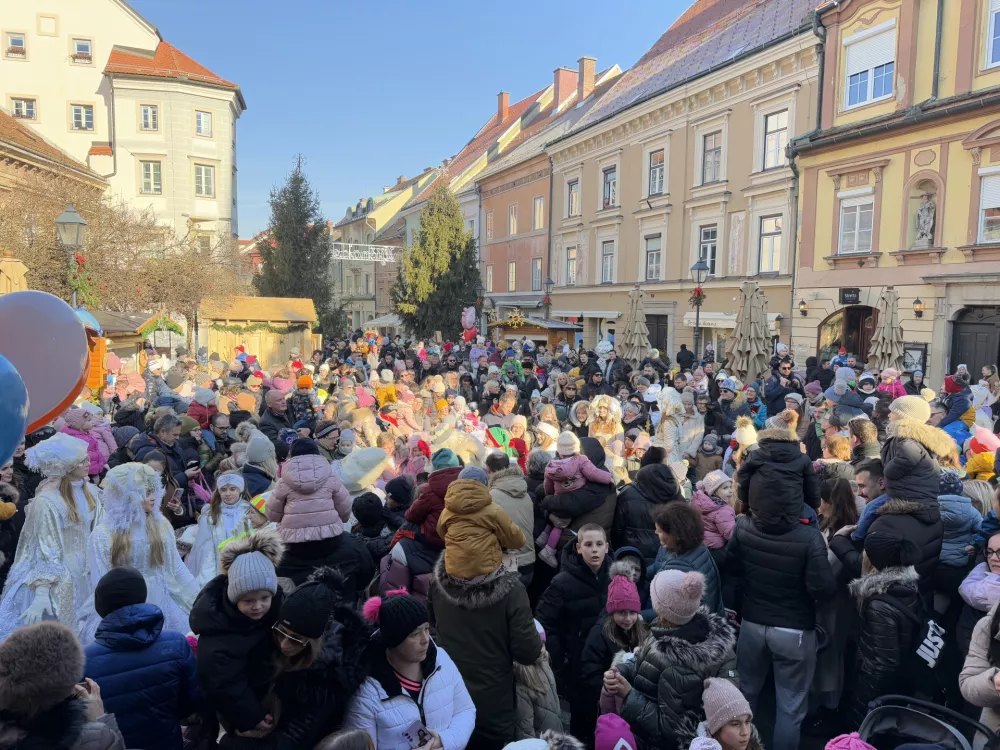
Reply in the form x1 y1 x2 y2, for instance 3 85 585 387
132 0 687 237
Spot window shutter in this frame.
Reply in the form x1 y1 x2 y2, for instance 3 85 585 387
845 30 896 76
982 175 1000 209
841 194 874 209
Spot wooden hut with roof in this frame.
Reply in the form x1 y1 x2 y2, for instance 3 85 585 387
199 296 320 368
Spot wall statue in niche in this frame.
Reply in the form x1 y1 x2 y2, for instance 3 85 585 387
908 178 938 250
915 193 936 247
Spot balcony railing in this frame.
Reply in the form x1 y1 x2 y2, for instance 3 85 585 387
330 242 397 264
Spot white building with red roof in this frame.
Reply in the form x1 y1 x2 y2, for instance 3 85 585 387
0 0 245 242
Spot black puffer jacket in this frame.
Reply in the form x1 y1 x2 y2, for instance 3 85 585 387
737 427 820 518
612 464 682 568
617 609 737 750
536 542 610 688
847 566 923 727
867 498 943 584
881 418 954 505
277 532 374 596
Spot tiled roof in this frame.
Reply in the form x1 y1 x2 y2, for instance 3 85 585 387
88 145 113 157
200 295 317 323
0 110 101 178
569 0 815 134
105 41 237 89
407 86 549 206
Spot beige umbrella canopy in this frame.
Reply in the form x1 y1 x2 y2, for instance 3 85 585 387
868 286 904 372
726 280 771 386
619 284 650 369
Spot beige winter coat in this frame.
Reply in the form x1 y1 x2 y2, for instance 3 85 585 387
489 466 536 567
959 601 1000 742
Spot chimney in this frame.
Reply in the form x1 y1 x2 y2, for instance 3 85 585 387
577 56 596 102
553 67 579 112
397 175 406 185
497 91 509 121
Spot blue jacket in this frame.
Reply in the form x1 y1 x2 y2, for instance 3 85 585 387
647 543 725 616
84 603 201 750
937 494 982 567
942 420 971 456
973 509 1000 550
852 493 890 541
940 387 972 428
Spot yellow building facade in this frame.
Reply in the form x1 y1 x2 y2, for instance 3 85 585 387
791 0 1000 383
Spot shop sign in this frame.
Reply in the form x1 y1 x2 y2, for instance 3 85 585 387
839 288 861 305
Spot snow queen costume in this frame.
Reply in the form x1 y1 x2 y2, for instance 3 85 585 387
0 433 103 640
78 462 198 642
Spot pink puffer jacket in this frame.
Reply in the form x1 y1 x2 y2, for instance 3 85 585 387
690 489 736 549
876 379 906 399
61 426 104 476
90 420 117 462
267 454 351 543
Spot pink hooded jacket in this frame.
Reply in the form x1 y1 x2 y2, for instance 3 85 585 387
90 420 117 463
544 453 613 496
61 410 104 476
876 378 906 399
691 489 736 549
267 454 351 543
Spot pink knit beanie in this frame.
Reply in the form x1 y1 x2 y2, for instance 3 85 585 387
824 733 877 750
703 677 752 734
649 569 704 624
606 575 641 614
594 714 637 750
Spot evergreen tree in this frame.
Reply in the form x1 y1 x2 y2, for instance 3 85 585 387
391 184 479 339
254 156 334 328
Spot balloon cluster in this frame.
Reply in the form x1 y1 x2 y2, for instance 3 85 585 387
0 292 90 466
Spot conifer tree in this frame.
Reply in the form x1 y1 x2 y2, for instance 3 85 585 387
391 184 479 339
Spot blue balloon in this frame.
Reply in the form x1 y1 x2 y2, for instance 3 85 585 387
0 354 28 468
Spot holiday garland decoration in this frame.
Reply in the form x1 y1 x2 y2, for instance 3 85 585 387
138 315 183 337
689 286 706 307
69 252 99 307
209 321 309 335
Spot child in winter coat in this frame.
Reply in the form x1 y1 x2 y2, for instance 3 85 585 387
965 426 1000 481
437 466 526 579
60 407 105 477
188 388 219 429
79 402 117 466
186 473 252 587
691 470 737 554
266 438 351 544
288 375 320 431
513 621 564 740
693 435 724 482
876 368 907 400
538 431 614 567
937 469 983 575
351 491 391 566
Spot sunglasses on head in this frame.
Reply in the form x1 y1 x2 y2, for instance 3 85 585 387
272 624 307 646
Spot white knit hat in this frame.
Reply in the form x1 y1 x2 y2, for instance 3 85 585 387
25 433 89 478
556 430 581 457
732 416 758 449
380 369 394 384
246 431 275 464
536 422 559 442
340 447 390 493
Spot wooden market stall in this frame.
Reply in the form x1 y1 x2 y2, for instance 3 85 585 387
199 296 320 369
487 309 582 348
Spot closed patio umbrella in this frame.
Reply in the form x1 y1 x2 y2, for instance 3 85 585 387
869 286 904 372
726 280 771 386
619 284 650 369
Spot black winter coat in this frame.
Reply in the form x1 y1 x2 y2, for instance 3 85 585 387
881 418 954 505
428 557 542 748
536 543 610 688
676 348 695 371
277 533 374 597
737 428 821 519
133 434 189 491
763 371 804 418
847 566 923 727
726 513 835 630
258 408 292 459
189 575 285 732
242 464 275 498
612 464 682 569
617 610 738 750
866 498 943 584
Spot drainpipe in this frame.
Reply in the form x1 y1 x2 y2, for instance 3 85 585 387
787 146 802 347
812 11 827 131
546 155 555 320
100 74 118 179
931 0 944 100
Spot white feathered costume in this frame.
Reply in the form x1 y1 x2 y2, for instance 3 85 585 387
77 462 198 642
0 433 103 640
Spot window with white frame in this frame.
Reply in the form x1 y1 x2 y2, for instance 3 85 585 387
508 204 518 236
6 32 25 58
702 132 722 184
533 196 544 230
140 160 162 195
838 197 874 254
531 258 542 291
466 218 474 234
568 179 580 216
699 225 718 275
196 235 211 254
645 235 662 281
844 25 896 109
71 38 91 62
763 110 788 170
602 166 617 208
485 265 494 293
140 104 158 131
508 261 516 292
979 175 1000 242
990 0 1000 67
195 110 213 137
648 150 665 195
11 98 35 120
758 215 782 272
485 210 493 240
71 104 93 131
565 247 577 285
194 164 216 197
601 240 615 283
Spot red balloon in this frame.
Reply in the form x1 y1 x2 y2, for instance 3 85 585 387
0 291 90 432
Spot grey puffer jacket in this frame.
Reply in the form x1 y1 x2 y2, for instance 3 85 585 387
616 609 737 750
513 651 563 740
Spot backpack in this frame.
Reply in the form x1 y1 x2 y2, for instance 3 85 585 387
874 593 954 703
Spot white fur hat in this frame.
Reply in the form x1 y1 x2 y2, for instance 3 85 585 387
340 447 389 493
101 463 163 532
25 433 89 478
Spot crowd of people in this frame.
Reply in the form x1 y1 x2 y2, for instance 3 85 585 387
0 332 999 750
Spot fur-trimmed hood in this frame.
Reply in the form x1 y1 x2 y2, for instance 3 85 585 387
568 400 592 428
219 527 285 574
641 609 736 672
849 565 919 603
756 427 799 443
0 696 91 750
430 554 519 610
877 497 941 525
488 465 529 498
887 418 956 458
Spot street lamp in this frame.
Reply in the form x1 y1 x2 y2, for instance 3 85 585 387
689 258 710 364
913 297 925 318
55 203 87 308
543 276 554 319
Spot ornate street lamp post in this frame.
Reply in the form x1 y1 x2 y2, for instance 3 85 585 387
55 204 87 308
689 258 710 364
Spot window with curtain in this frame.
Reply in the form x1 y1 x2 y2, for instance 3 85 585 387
980 175 1000 242
844 27 896 108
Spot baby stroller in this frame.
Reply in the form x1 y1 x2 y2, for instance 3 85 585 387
858 695 999 749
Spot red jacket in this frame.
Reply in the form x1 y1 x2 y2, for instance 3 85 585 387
187 401 219 429
404 466 462 548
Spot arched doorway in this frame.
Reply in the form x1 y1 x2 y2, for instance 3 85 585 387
817 305 877 364
951 307 1000 376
